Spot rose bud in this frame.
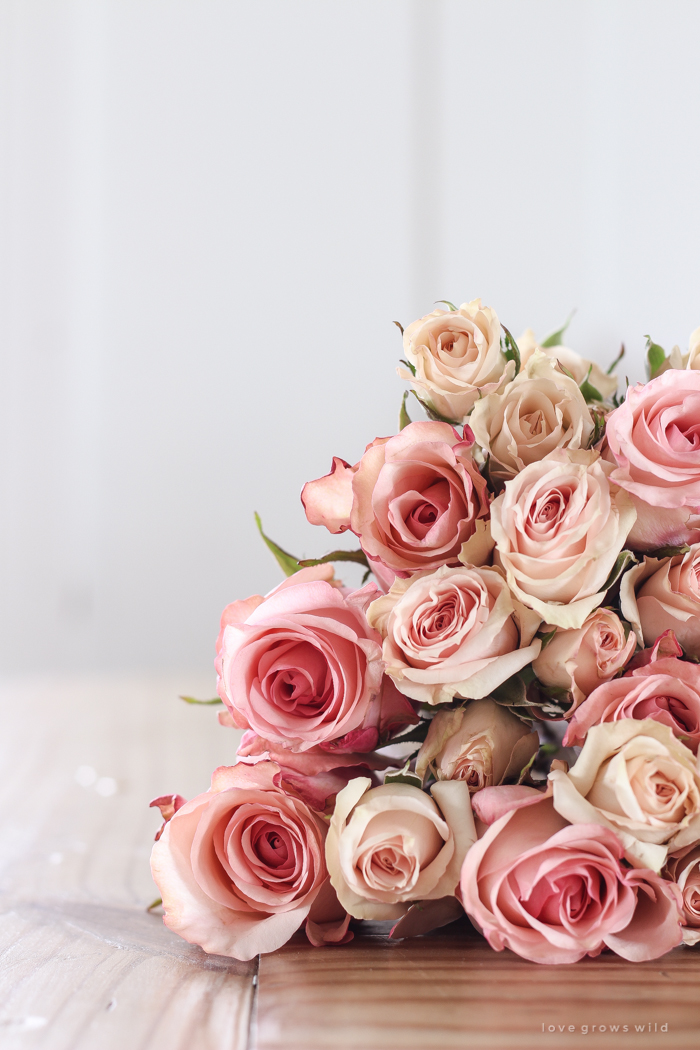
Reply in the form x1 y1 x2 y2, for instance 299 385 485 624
621 545 700 659
325 776 475 920
517 328 619 400
396 298 514 423
549 719 700 871
606 370 700 551
150 762 349 961
490 448 636 629
533 608 636 714
414 700 538 792
461 788 683 964
470 350 595 483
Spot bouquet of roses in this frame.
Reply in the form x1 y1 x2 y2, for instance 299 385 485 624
149 300 700 965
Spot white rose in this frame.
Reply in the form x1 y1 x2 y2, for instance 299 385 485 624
518 328 619 399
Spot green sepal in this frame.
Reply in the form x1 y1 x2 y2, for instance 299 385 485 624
646 544 691 559
384 762 423 790
602 550 637 592
299 549 370 570
645 335 667 380
607 343 625 375
541 309 576 348
501 325 521 372
410 390 461 426
399 390 412 431
579 365 603 403
538 628 557 650
146 897 163 912
399 357 416 376
587 409 606 449
435 299 457 311
387 720 431 747
393 320 405 336
180 695 223 706
254 512 301 576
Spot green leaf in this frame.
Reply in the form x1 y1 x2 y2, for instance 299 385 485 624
587 409 607 449
399 390 412 431
146 897 163 912
435 299 457 311
645 335 667 380
501 325 521 372
384 762 423 790
538 629 557 650
518 750 538 783
607 343 625 375
299 549 370 570
393 320 405 336
541 309 576 348
254 512 301 576
409 390 460 425
579 365 603 403
647 544 691 559
399 356 416 376
387 721 430 746
180 695 223 706
602 550 637 593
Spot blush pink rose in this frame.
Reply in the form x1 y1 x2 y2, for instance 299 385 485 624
620 545 700 658
563 656 700 753
460 790 683 964
666 844 700 945
150 762 350 961
215 566 385 752
302 421 491 578
532 608 636 714
606 370 700 550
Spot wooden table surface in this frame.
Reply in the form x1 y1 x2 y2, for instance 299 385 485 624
2 675 700 1050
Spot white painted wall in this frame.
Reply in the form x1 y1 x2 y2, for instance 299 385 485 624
1 0 699 675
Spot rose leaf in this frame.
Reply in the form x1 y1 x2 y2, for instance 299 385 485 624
540 309 576 348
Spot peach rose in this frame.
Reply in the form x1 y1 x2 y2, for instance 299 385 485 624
303 421 491 578
150 762 348 961
620 545 700 658
461 789 682 964
215 566 385 752
325 777 476 920
470 350 595 482
367 564 541 705
518 328 619 400
414 700 538 791
490 448 636 629
666 844 700 945
549 719 700 871
563 656 700 753
606 370 700 550
532 608 636 713
397 299 514 422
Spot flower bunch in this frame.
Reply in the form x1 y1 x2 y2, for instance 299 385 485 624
150 301 700 964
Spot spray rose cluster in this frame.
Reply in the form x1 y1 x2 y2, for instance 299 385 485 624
150 301 700 964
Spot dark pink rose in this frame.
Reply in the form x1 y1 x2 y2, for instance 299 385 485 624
606 370 700 550
563 653 700 752
302 421 491 578
216 567 385 752
461 789 683 964
150 762 350 960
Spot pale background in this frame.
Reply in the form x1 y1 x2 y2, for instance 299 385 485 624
1 0 699 678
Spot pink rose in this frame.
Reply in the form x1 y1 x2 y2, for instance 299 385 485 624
620 545 700 658
606 370 700 550
150 762 349 960
666 844 700 945
532 608 636 714
461 790 683 964
302 421 491 577
397 298 514 423
490 449 636 629
215 566 385 752
367 564 541 705
563 656 700 753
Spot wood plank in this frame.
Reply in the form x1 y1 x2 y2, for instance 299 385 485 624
254 919 700 1050
0 675 253 1050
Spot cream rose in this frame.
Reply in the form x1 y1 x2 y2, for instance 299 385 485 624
549 719 700 871
687 327 700 369
470 350 595 481
367 564 541 705
325 777 475 920
490 448 637 629
620 546 700 658
533 608 636 713
666 844 700 944
414 700 538 792
397 299 514 423
518 328 619 400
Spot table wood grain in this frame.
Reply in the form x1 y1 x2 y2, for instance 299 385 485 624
1 675 700 1050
